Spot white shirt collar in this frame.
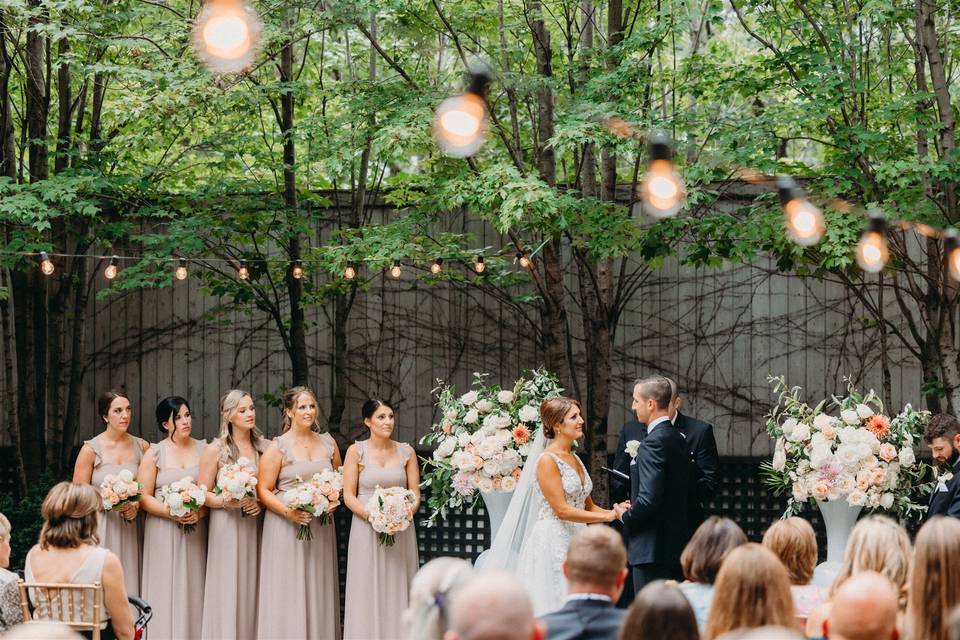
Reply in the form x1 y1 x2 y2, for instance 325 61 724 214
647 415 672 434
671 410 679 423
565 593 612 603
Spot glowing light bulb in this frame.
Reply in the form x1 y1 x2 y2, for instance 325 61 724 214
856 212 888 273
778 177 824 246
193 0 262 74
430 258 443 274
291 260 304 280
951 248 960 283
433 68 491 158
474 255 486 273
104 256 119 280
39 251 54 275
237 260 249 280
175 259 188 281
640 137 685 219
344 263 357 280
517 252 531 268
389 261 402 279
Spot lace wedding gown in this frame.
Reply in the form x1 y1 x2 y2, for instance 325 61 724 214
514 451 593 616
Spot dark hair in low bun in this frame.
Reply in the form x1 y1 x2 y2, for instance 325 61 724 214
362 398 395 422
539 397 581 439
97 389 129 426
156 396 190 437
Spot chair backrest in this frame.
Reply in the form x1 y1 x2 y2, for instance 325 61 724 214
17 579 103 640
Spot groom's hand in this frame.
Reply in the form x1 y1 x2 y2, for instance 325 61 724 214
613 501 630 521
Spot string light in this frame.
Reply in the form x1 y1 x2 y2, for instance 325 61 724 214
517 252 531 268
175 258 189 281
430 258 443 274
474 255 486 273
433 65 491 158
640 135 685 218
778 177 825 246
104 255 119 280
291 260 304 280
192 0 262 74
344 262 357 280
389 260 402 279
237 259 249 280
856 210 889 273
39 251 55 275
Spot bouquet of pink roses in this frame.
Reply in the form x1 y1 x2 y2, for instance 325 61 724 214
99 469 142 522
366 485 416 546
158 477 207 533
214 457 258 516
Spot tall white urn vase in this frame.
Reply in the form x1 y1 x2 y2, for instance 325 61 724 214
811 499 862 589
473 490 514 568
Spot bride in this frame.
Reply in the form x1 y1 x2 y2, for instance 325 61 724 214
484 396 627 615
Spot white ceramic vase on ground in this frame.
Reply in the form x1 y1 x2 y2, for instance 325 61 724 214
811 499 862 589
474 489 513 568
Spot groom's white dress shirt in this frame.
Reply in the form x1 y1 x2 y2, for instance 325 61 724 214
646 415 672 435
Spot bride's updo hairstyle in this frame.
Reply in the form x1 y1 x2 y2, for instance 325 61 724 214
540 397 582 439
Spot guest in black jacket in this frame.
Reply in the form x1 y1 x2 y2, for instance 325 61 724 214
619 376 698 593
540 525 627 640
923 413 960 520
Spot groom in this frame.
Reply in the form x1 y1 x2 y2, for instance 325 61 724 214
619 376 697 593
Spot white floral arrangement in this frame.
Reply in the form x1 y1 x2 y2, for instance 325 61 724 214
214 457 258 500
366 485 417 546
420 368 563 524
282 469 343 541
99 469 142 514
158 477 207 533
762 375 931 520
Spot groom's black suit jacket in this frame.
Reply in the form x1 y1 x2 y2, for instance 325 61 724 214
926 455 960 520
620 421 698 567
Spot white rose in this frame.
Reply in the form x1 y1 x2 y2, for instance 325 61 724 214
461 391 479 406
625 440 641 459
457 432 471 448
518 443 530 457
809 445 834 469
482 413 500 430
165 493 184 510
846 490 867 506
497 390 515 404
434 437 457 460
444 409 458 421
518 405 539 423
792 481 809 502
841 409 860 425
477 477 494 493
781 418 797 438
463 409 479 425
494 414 512 430
786 422 811 443
879 493 895 509
836 444 862 471
813 414 834 430
898 446 916 468
482 460 500 476
500 476 517 492
452 451 477 471
499 450 521 474
475 399 495 414
856 404 874 419
118 469 135 482
772 440 787 471
477 439 502 459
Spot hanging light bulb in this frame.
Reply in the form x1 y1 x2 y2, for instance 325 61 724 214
193 0 262 74
389 260 402 279
430 258 443 274
946 230 960 282
778 177 825 246
517 252 531 269
237 259 249 280
640 135 685 218
856 210 889 273
104 255 119 280
291 260 304 280
433 66 491 158
344 262 357 280
39 251 55 275
474 255 486 273
175 258 189 281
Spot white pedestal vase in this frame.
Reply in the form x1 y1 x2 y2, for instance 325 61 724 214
811 499 862 589
473 490 514 568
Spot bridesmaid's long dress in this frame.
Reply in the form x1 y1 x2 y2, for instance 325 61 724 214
140 439 208 640
86 434 146 597
200 447 262 640
343 440 419 640
256 433 340 640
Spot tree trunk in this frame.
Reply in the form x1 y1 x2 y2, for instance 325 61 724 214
25 1 48 181
0 267 26 495
54 37 71 173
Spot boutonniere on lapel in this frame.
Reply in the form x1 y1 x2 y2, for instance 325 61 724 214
625 440 641 460
936 471 954 493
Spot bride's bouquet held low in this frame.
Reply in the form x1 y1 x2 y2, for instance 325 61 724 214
420 368 563 523
761 375 931 520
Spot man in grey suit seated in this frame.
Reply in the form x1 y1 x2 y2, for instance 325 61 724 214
540 525 628 640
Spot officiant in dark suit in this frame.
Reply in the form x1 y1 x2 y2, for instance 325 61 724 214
618 376 698 593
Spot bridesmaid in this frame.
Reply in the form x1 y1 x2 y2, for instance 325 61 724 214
139 396 208 640
72 390 149 597
256 386 341 640
199 390 267 640
343 398 421 640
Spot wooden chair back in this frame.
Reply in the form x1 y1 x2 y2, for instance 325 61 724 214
17 579 104 640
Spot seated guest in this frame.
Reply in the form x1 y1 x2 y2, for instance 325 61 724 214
446 570 545 640
23 482 134 640
403 557 474 640
762 517 824 624
805 515 911 637
907 516 960 640
677 516 747 631
2 622 85 639
618 580 698 640
703 543 795 639
813 571 899 640
541 525 627 640
715 627 804 640
0 511 22 632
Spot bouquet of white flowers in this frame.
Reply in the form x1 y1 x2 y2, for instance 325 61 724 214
762 375 930 520
158 477 207 533
310 469 343 526
421 368 563 523
282 472 341 541
98 469 142 520
214 457 258 516
366 485 416 546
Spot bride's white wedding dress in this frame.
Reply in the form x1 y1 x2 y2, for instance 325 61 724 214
514 451 593 616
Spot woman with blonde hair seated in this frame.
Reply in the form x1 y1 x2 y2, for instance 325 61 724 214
804 514 911 638
23 482 134 640
762 517 824 625
907 516 960 640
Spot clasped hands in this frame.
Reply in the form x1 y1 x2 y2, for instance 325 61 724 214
611 501 630 521
223 496 263 516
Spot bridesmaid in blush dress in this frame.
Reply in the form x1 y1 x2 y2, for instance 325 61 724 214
256 386 341 640
199 390 267 640
72 389 149 597
139 396 208 640
343 398 420 640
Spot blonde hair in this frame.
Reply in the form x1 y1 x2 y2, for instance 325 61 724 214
402 557 473 640
762 517 818 585
281 386 323 434
704 543 795 639
218 389 267 463
39 482 100 550
0 512 10 540
539 397 581 439
829 515 911 601
566 525 627 587
907 517 960 640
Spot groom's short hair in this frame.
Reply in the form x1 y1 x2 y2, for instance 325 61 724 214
566 525 626 587
634 376 673 410
924 413 960 444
